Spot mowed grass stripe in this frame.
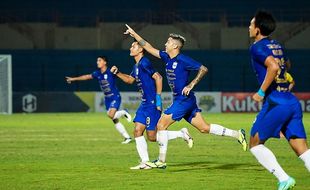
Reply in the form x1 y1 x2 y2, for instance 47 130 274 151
0 113 309 190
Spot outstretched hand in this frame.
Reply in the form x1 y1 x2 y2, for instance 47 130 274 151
65 76 73 84
182 84 194 96
252 93 264 102
124 24 136 38
110 66 119 74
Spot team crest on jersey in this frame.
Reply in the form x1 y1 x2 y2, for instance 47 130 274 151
172 62 178 69
104 74 108 80
135 68 139 75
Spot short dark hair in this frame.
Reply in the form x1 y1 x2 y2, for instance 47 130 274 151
133 39 145 54
98 55 108 62
254 10 276 36
169 33 186 49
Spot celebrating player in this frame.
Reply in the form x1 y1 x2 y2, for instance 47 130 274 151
248 11 310 190
124 25 247 169
111 41 193 170
66 56 132 144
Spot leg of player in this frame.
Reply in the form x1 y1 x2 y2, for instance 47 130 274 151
144 126 193 169
113 109 132 122
165 128 194 148
145 114 175 169
149 129 192 147
108 108 131 144
289 138 310 172
130 122 152 170
190 112 247 151
249 133 295 190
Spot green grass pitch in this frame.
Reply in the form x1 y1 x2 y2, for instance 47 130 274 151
0 113 309 190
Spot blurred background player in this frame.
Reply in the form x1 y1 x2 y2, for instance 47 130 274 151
124 25 247 169
285 72 295 92
66 56 132 144
248 11 310 190
111 41 193 170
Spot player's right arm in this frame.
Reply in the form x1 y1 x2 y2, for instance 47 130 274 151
110 66 135 84
65 75 92 84
152 72 163 111
124 24 160 59
252 56 279 102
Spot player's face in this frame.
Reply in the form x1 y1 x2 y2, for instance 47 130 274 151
249 18 258 38
97 58 106 68
165 37 177 52
130 42 142 57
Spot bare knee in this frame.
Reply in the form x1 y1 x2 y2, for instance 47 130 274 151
147 135 156 142
249 133 264 148
156 114 174 131
107 113 114 120
134 128 144 138
197 124 210 133
156 122 169 131
157 123 168 131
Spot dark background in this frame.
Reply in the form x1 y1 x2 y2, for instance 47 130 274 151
0 0 309 92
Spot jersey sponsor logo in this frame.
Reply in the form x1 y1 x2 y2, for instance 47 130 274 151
172 62 178 69
104 74 108 80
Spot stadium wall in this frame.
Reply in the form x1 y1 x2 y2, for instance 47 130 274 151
1 49 309 92
13 92 310 113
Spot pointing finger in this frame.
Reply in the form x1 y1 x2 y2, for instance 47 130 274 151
125 24 131 30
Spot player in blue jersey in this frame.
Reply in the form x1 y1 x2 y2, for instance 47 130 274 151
124 25 247 169
65 56 133 144
111 41 194 169
248 11 310 190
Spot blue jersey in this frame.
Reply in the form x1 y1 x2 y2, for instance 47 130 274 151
130 57 156 104
250 38 298 105
159 51 201 99
91 68 120 98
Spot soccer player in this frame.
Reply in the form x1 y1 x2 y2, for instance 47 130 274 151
111 41 193 170
124 25 247 169
66 56 133 144
248 11 310 190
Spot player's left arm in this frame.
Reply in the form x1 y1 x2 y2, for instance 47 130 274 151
182 65 208 96
152 72 163 111
253 56 279 102
124 24 160 59
288 80 295 91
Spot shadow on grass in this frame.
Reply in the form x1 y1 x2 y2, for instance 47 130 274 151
168 161 264 172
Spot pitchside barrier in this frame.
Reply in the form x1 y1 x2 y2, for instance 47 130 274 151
12 92 310 113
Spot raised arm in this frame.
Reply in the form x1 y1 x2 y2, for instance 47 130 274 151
110 66 135 84
252 56 279 102
152 72 163 111
65 74 92 84
182 65 208 96
124 24 160 59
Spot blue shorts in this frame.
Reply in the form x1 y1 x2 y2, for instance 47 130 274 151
251 100 306 141
164 95 201 123
105 95 121 111
133 104 161 131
